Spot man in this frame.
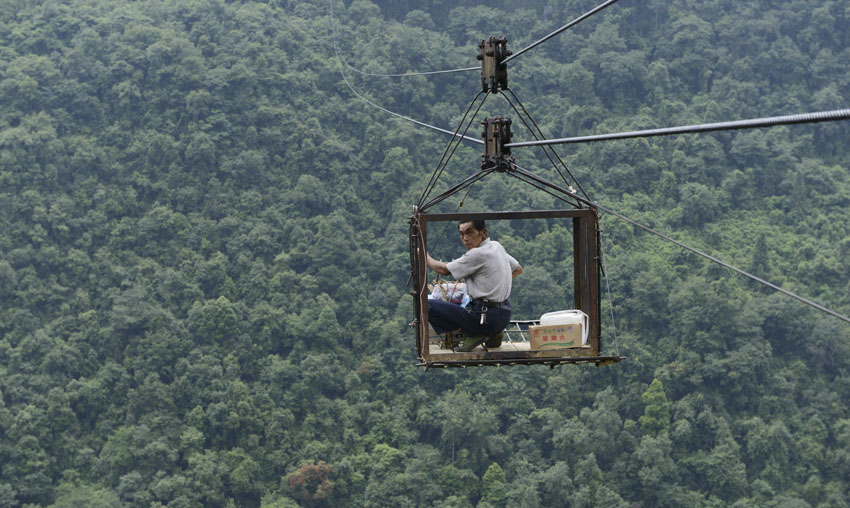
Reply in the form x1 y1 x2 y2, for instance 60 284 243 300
426 219 522 352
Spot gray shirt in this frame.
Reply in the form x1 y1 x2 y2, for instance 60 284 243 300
447 238 518 302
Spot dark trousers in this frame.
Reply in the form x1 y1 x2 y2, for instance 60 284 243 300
428 298 511 336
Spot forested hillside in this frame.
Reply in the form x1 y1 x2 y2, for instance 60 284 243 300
1 0 849 506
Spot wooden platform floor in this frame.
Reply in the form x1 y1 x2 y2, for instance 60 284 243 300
427 339 590 355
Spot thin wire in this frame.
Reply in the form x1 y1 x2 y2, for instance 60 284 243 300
342 61 479 77
506 109 850 147
592 202 850 325
328 0 478 77
504 0 621 64
597 226 620 356
508 162 850 325
329 0 483 144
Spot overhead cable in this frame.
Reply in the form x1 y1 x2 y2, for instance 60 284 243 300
509 162 850 324
594 202 850 325
506 109 850 147
342 62 479 78
504 0 621 64
329 0 483 144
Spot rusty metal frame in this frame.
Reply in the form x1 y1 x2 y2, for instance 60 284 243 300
410 208 623 368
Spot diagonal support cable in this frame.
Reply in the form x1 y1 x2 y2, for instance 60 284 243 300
593 203 850 325
421 168 496 211
418 92 491 208
506 109 850 147
501 88 591 201
509 162 850 324
504 0 621 63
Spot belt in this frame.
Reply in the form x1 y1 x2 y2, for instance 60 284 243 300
472 298 510 310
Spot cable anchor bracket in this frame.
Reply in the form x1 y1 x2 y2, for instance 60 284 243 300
477 36 511 92
481 116 514 172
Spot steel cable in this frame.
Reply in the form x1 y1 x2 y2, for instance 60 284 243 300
592 203 850 325
501 88 591 201
418 92 491 209
504 0 621 64
506 109 850 147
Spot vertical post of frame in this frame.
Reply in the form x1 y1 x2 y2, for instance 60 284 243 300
573 209 601 355
410 211 430 362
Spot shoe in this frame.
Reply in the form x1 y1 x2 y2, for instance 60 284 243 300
454 335 488 352
484 331 504 349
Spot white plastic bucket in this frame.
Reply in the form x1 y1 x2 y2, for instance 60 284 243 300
538 310 588 345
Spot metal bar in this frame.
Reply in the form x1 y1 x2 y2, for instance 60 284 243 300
506 109 850 147
587 211 601 355
420 208 595 223
420 355 624 368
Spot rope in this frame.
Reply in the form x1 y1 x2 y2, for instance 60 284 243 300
329 0 483 144
506 109 850 147
504 0 621 64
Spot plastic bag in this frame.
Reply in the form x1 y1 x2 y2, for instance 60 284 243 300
428 281 469 306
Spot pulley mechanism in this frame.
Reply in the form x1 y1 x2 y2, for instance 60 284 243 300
481 116 514 172
477 36 511 92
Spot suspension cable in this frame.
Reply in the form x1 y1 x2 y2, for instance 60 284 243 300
501 88 591 201
329 0 483 144
418 92 491 208
504 0 621 64
499 91 582 201
506 109 850 147
418 91 487 209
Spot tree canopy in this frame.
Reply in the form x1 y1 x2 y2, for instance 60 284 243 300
1 0 849 506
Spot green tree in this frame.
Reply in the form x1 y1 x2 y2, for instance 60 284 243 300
480 463 506 508
640 379 671 436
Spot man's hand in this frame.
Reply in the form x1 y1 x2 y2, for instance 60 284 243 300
426 253 451 276
512 264 523 278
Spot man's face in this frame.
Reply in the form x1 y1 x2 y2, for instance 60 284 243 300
458 222 487 251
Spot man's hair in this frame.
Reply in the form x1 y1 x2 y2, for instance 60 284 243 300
459 219 486 232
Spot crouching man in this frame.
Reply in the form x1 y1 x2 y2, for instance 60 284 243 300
426 219 522 352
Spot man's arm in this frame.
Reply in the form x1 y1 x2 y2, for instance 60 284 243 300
512 264 523 278
426 253 451 276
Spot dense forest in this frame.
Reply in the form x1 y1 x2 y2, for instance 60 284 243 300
1 0 849 506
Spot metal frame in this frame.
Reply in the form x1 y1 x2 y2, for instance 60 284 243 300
410 208 623 368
